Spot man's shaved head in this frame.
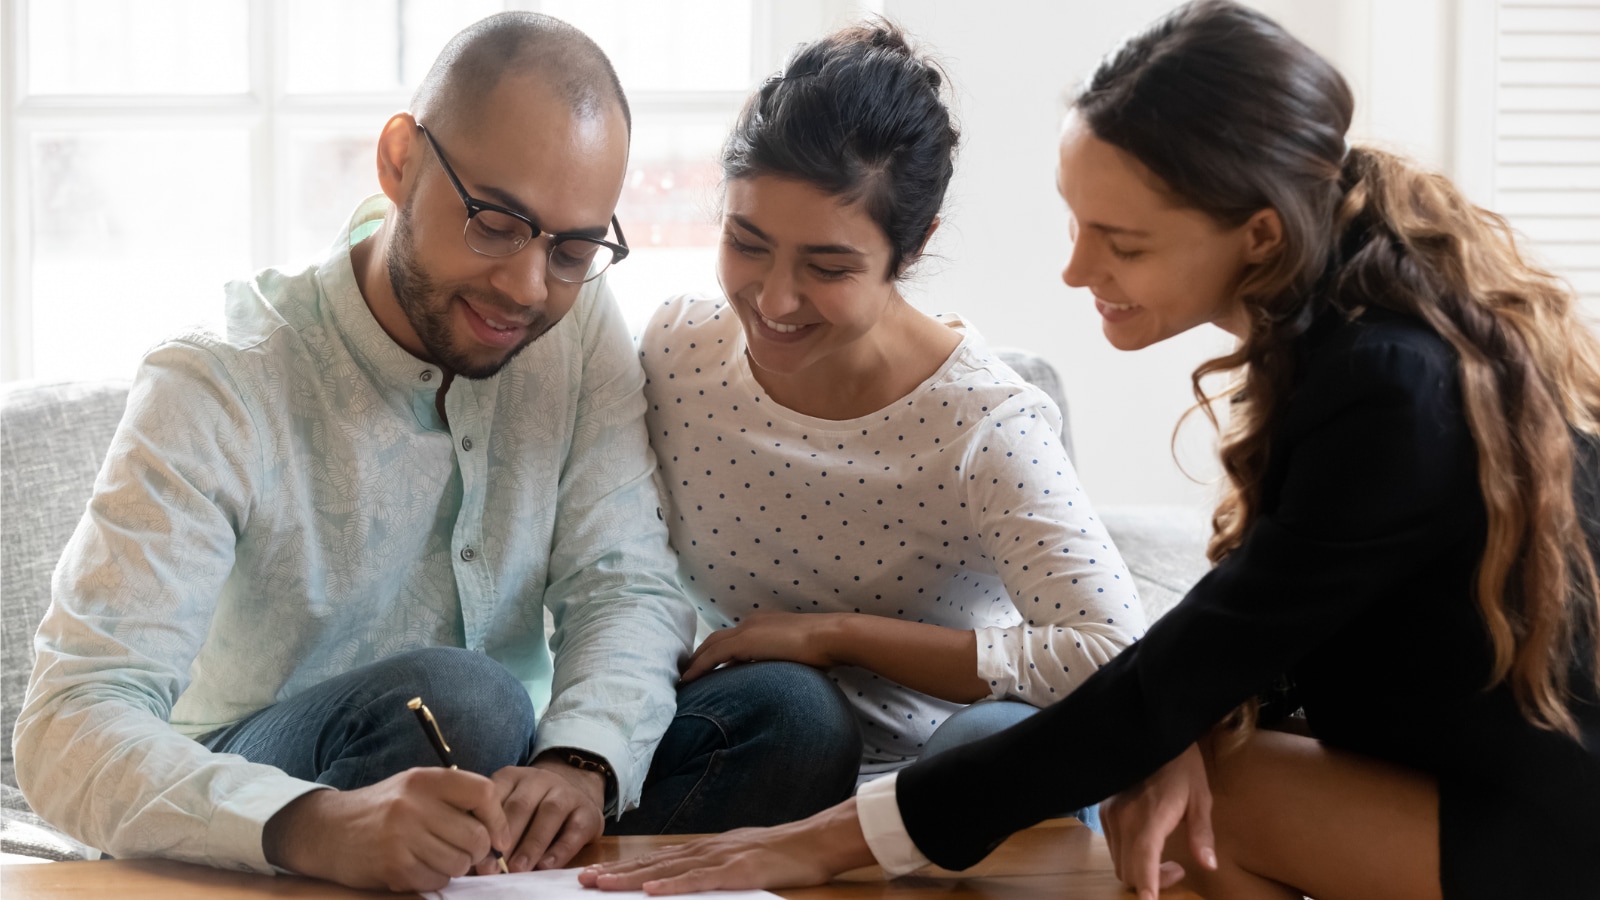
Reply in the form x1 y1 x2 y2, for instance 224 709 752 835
411 12 630 139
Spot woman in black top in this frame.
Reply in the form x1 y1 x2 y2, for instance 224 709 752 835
582 2 1600 898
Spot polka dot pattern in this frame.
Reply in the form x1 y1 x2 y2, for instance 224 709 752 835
642 294 1144 769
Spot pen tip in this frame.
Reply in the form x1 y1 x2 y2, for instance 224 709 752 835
407 697 422 709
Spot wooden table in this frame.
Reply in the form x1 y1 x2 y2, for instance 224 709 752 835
1 819 1201 899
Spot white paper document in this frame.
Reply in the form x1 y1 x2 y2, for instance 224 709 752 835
422 867 784 900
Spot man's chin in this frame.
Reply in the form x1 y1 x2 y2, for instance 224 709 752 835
452 328 546 380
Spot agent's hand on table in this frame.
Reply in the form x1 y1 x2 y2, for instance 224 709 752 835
1101 741 1218 900
578 799 875 894
474 753 608 874
264 766 510 893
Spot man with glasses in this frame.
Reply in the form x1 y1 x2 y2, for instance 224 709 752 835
16 12 839 894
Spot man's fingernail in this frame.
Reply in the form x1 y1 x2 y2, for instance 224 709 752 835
541 856 557 869
514 856 530 871
1203 848 1218 868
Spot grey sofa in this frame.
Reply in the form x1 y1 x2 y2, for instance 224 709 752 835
0 354 1210 862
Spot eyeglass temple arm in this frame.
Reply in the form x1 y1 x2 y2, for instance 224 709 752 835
416 124 475 207
609 215 630 260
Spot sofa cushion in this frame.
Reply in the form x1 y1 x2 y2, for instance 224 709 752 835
995 348 1074 464
1100 505 1213 622
1 380 130 792
0 785 88 861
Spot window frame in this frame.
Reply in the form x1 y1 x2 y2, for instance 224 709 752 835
0 0 862 382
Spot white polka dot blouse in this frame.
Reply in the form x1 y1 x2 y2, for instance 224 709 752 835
641 294 1144 772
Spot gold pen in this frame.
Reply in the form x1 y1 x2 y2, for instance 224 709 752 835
408 696 511 875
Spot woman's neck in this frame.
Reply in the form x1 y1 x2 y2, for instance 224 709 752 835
748 301 964 420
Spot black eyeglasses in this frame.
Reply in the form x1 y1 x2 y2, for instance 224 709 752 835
416 123 629 284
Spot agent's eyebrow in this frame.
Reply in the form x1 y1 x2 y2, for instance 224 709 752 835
728 214 866 256
1084 221 1152 239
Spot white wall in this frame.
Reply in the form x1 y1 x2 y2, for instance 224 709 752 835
871 0 1457 513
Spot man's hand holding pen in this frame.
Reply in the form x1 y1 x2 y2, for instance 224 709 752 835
262 767 513 893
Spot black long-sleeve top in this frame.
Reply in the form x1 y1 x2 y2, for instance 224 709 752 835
895 307 1600 899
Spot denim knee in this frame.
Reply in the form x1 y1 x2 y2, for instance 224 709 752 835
729 663 857 756
366 647 536 774
621 662 861 833
921 700 1038 760
679 662 860 779
922 699 1101 832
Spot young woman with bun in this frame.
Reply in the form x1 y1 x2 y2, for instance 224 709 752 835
630 21 1142 813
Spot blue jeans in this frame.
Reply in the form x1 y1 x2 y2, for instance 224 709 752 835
200 647 538 787
921 699 1102 833
610 662 862 834
202 650 1098 834
202 651 863 834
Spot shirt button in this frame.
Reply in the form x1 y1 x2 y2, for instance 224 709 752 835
420 370 434 382
461 436 474 452
460 547 477 562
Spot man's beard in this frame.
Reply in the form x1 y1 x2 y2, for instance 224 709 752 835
385 202 540 380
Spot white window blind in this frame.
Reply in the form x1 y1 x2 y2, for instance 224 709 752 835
1493 0 1600 309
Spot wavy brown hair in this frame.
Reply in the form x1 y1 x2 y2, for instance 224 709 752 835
1076 0 1600 736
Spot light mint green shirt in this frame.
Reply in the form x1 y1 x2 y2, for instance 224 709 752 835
16 195 694 873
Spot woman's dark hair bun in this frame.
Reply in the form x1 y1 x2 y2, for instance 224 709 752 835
722 19 959 279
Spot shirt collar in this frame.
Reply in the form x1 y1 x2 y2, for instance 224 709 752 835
316 194 447 395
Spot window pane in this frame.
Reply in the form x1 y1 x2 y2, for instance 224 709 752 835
30 131 252 382
608 114 732 333
285 0 503 95
286 132 382 266
542 0 754 93
27 0 249 95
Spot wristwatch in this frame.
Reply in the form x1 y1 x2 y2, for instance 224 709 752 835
551 748 616 804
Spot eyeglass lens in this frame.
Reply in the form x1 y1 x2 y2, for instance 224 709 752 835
464 211 616 284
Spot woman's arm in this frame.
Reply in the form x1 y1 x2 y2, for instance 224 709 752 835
679 611 988 702
959 393 1145 704
680 389 1141 705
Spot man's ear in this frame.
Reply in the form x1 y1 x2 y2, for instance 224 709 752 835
376 112 421 206
1241 208 1284 264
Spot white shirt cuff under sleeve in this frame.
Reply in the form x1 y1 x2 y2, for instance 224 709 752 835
855 772 931 878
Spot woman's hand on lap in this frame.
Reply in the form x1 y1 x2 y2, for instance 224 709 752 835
1101 742 1218 900
680 612 847 682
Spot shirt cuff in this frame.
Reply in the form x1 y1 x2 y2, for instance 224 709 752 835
211 776 331 875
532 717 637 818
855 772 931 878
972 625 1013 700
